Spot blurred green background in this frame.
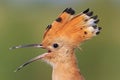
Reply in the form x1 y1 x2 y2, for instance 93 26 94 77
0 0 120 80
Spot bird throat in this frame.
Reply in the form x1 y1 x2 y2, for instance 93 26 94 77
52 52 83 80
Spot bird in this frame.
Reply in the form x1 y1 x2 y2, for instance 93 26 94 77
10 8 101 80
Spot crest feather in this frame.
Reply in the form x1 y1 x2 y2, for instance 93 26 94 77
43 8 101 47
43 8 75 38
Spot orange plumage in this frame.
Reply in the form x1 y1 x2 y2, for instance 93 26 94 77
10 8 101 80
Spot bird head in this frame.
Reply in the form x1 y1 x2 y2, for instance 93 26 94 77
10 8 101 72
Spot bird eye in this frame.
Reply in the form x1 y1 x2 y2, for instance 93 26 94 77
53 43 59 48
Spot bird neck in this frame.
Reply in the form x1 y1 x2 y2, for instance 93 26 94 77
52 52 84 80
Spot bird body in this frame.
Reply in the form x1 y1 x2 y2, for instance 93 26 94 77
10 8 101 80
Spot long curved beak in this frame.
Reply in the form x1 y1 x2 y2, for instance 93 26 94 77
10 44 48 72
14 53 49 72
9 44 42 50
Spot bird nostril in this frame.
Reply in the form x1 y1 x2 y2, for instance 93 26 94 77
48 50 52 53
40 44 43 46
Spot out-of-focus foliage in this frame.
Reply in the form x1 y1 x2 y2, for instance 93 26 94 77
0 0 120 80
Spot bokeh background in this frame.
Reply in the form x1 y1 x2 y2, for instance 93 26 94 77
0 0 120 80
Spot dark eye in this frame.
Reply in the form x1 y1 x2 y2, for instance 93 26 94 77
53 43 59 48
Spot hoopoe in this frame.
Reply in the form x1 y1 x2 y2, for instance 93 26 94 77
10 8 101 80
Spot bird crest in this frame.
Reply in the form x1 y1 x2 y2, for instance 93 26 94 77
42 8 101 48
